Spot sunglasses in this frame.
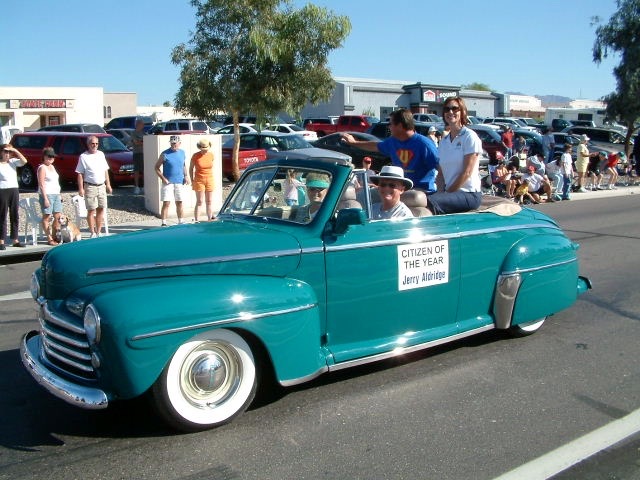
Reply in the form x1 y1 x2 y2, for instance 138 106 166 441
308 186 326 192
89 143 99 146
443 106 461 113
378 181 401 189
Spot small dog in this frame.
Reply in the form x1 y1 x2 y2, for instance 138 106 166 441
54 214 82 243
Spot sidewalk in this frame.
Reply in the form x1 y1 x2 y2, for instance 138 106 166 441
1 184 638 261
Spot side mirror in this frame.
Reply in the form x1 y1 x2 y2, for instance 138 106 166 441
334 208 366 235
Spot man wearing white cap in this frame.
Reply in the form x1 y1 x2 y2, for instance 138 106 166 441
369 165 414 219
155 135 190 226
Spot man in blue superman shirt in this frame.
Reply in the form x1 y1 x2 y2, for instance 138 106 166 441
341 108 439 192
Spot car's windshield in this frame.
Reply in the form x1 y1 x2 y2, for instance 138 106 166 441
220 166 336 224
265 135 311 151
100 136 128 152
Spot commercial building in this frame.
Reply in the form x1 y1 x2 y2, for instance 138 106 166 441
297 77 498 121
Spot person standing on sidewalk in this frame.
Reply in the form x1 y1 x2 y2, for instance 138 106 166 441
76 136 113 238
155 135 190 226
0 144 28 249
189 138 214 222
575 134 591 193
129 118 145 195
559 143 574 200
37 147 63 246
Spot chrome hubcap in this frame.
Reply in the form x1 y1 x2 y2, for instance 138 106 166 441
180 342 242 408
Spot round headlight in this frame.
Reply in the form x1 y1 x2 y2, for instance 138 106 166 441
30 273 40 300
84 304 101 345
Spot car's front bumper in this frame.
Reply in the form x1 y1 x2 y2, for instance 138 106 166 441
21 331 109 410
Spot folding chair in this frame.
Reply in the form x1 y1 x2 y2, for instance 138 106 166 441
19 197 43 245
72 195 109 235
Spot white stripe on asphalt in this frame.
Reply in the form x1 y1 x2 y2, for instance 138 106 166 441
0 291 31 302
494 407 640 479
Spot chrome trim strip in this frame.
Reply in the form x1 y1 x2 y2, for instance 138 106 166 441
42 342 94 372
131 303 317 341
502 257 577 276
87 248 303 275
42 303 85 335
328 325 495 372
42 327 89 349
325 222 557 253
43 336 92 362
21 332 108 409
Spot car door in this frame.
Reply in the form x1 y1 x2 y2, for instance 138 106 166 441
57 136 86 183
323 209 461 364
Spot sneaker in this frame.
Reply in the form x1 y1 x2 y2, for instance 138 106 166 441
133 187 141 195
90 233 98 239
578 188 588 193
178 219 185 224
161 221 167 227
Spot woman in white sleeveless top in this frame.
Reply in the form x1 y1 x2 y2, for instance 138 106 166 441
38 147 63 246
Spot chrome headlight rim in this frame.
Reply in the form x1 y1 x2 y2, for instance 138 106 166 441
84 304 102 345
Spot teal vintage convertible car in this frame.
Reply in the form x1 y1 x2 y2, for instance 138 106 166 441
21 157 591 431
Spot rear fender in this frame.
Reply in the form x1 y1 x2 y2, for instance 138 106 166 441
494 234 583 329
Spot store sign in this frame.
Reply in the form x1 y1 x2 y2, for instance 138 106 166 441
423 90 436 102
437 91 457 101
18 99 67 109
422 89 458 103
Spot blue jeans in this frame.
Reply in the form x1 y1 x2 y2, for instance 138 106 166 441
562 175 572 199
427 191 482 215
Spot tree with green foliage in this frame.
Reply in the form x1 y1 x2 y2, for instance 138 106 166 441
592 0 640 152
462 82 491 92
172 0 351 180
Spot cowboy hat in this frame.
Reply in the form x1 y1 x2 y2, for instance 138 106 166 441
369 165 413 189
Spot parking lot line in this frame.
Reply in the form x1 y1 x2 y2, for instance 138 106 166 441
493 407 640 480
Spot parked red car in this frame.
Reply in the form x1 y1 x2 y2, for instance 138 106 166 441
305 115 379 137
10 132 134 189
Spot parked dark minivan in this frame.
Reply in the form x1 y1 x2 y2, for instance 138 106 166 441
104 115 154 132
10 132 134 189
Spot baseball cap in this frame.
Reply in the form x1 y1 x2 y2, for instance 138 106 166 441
169 135 181 144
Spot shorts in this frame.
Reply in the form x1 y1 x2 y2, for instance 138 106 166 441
161 182 186 202
84 183 107 210
192 173 214 192
133 152 144 173
39 193 62 215
575 157 589 173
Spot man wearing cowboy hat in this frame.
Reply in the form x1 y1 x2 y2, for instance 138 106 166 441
369 165 414 219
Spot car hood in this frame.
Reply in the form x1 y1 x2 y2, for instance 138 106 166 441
269 147 351 162
40 221 302 299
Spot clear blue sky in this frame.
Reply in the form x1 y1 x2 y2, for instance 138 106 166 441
4 0 620 106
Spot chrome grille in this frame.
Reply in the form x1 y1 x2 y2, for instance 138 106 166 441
39 301 96 379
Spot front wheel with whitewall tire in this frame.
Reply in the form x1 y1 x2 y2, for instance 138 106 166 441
151 329 257 432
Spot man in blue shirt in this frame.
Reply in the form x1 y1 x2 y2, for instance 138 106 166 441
154 135 191 226
341 109 439 192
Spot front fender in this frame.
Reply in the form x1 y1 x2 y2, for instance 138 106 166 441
494 234 582 329
82 275 325 399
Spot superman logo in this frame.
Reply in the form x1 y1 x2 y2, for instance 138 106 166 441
396 149 414 167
